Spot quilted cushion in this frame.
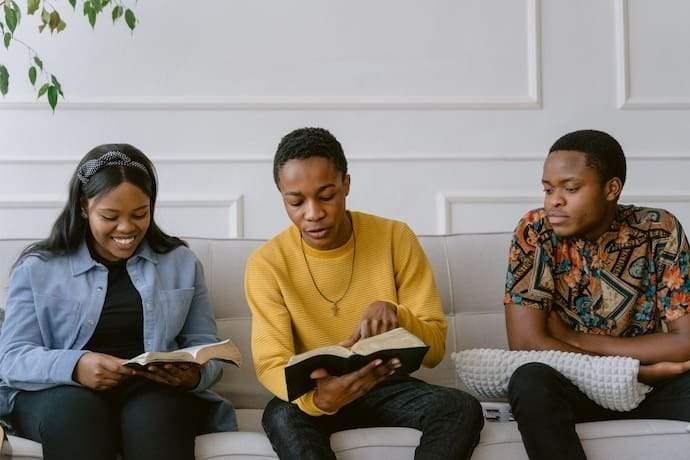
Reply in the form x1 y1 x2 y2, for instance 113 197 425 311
452 348 652 411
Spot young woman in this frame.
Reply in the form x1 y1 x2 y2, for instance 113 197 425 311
0 144 236 460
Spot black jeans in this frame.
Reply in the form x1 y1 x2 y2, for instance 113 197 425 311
262 375 484 460
9 378 209 460
508 362 690 460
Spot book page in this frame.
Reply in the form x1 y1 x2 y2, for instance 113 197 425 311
124 339 242 367
351 327 426 356
287 345 353 366
196 339 243 366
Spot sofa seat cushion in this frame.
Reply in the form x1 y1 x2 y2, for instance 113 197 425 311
195 431 276 460
471 419 690 460
330 427 421 460
4 435 42 460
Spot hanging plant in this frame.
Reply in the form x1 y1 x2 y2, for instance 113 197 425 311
0 0 137 111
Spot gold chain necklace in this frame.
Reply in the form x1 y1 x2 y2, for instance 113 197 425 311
300 216 356 315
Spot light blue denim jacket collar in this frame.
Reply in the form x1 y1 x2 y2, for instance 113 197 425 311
71 239 158 276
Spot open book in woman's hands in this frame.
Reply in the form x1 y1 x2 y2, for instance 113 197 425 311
123 339 243 369
284 327 429 401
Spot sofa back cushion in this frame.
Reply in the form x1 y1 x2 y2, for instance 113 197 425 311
0 233 514 408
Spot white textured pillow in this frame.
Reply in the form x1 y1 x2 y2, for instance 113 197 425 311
451 348 652 412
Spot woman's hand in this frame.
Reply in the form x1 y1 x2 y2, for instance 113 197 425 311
136 363 202 390
73 352 136 391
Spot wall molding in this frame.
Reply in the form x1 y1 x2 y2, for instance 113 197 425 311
157 195 244 238
3 150 690 165
437 192 541 234
614 0 690 109
437 191 690 234
0 1 542 111
0 195 244 238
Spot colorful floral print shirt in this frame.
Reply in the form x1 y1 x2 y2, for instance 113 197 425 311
505 205 690 336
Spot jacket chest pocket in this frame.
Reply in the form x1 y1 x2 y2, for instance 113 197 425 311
159 288 195 337
34 293 81 347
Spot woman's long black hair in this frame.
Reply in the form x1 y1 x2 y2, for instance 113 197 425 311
16 144 186 265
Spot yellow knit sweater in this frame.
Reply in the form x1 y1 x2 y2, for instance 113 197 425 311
244 211 447 415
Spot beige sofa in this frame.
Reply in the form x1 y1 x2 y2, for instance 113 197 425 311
1 233 689 459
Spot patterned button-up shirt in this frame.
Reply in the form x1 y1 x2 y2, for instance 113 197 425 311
505 205 690 336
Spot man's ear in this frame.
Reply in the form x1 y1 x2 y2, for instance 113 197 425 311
343 174 351 197
604 177 622 202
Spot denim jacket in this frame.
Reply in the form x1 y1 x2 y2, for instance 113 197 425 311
0 240 237 432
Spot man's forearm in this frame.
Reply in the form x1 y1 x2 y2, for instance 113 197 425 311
563 330 690 364
509 331 590 355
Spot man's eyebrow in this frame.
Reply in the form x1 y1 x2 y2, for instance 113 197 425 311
541 177 578 184
283 184 336 196
98 204 149 211
283 191 303 197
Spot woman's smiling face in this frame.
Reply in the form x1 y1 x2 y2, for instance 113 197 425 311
83 181 151 261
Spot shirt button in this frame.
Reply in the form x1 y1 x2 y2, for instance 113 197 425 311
88 320 94 325
97 287 103 292
134 278 140 284
145 303 152 310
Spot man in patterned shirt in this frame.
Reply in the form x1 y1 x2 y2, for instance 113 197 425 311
504 129 690 460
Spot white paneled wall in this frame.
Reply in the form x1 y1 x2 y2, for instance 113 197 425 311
1 0 689 240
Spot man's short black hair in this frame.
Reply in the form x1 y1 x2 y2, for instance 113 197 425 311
548 129 627 186
273 127 348 188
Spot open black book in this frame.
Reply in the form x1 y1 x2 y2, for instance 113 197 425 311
284 327 429 401
123 339 243 369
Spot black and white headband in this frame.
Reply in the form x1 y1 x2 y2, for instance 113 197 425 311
77 151 149 185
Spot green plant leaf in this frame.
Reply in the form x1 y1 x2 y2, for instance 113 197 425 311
37 82 49 99
49 11 60 33
124 8 136 31
92 0 103 13
57 19 66 32
112 5 122 23
4 4 18 33
47 85 58 111
28 66 37 86
83 1 97 28
41 7 50 25
0 65 9 97
3 32 10 49
11 1 21 23
0 21 4 33
34 55 43 70
51 74 64 97
69 0 77 8
27 0 40 15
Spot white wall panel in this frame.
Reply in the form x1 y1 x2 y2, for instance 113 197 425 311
0 194 243 239
438 193 542 234
155 197 244 239
615 0 690 108
1 0 689 241
0 0 540 109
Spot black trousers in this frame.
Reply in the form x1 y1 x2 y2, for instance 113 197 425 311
8 378 209 460
508 362 690 460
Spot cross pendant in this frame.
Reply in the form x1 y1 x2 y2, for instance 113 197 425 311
332 302 338 315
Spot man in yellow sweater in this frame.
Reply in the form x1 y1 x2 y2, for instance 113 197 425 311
244 127 484 459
